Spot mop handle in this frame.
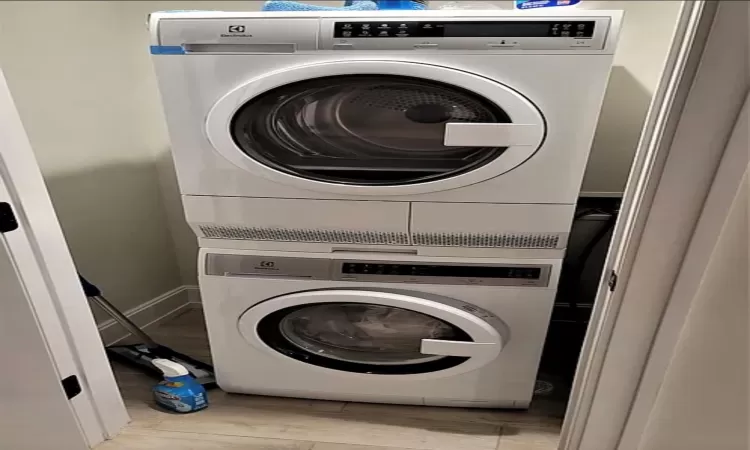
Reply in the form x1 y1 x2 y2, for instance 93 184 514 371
78 274 157 347
78 274 101 297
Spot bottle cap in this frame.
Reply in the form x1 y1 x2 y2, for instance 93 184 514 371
152 359 189 377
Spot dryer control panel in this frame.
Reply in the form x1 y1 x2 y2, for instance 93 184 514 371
151 12 620 54
322 17 612 51
333 21 595 39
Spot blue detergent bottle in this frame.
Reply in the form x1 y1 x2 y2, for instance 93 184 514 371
152 359 208 413
515 0 581 9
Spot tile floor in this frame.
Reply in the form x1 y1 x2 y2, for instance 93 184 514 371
98 307 564 450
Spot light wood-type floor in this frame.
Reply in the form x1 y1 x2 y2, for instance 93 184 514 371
98 307 564 450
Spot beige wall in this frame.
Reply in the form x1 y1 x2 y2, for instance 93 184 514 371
0 1 682 298
579 0 682 194
638 168 749 450
0 2 183 322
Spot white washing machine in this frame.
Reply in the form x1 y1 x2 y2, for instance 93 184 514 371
150 10 622 256
199 248 561 408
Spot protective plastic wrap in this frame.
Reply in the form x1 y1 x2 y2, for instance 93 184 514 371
279 303 458 364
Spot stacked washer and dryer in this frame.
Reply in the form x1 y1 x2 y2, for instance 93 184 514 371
149 9 621 409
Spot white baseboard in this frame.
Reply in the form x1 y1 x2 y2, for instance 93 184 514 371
97 285 194 346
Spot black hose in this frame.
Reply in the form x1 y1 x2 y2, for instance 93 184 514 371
568 214 618 312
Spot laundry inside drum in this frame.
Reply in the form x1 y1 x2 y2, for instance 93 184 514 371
278 303 462 365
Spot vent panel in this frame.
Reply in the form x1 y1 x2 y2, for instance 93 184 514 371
199 225 562 249
412 232 561 249
199 225 409 245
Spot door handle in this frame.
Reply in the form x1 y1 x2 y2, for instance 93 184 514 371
444 123 541 147
420 339 500 358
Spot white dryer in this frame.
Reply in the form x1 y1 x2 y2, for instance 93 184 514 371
199 248 561 408
150 10 622 255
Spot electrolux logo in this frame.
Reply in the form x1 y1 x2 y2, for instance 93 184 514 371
220 24 252 38
254 260 279 271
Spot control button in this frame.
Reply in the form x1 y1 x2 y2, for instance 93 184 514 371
399 23 408 28
342 31 352 37
422 23 433 29
358 31 371 37
577 23 586 30
563 23 572 30
561 31 571 37
333 43 354 50
378 30 389 36
342 23 353 29
571 40 592 47
414 43 438 49
361 24 371 30
378 23 390 29
575 31 586 37
396 32 410 37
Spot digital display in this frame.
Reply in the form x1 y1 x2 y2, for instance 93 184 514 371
445 22 550 38
333 21 595 39
341 263 542 279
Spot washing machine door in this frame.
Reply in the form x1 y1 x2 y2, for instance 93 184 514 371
206 60 545 196
238 289 509 376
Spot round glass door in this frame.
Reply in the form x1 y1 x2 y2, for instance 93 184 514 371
257 302 473 374
230 75 512 186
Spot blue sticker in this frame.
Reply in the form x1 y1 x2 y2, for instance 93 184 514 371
150 45 185 55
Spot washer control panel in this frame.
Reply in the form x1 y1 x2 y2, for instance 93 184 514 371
203 253 551 287
338 261 550 287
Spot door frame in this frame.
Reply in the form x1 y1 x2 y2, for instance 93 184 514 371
619 83 749 450
562 2 749 449
0 67 129 446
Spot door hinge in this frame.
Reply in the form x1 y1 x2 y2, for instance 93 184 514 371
608 270 618 292
0 202 18 233
61 375 82 400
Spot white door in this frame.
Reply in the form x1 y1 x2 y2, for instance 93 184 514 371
0 188 89 449
561 2 748 449
206 60 545 196
0 65 128 448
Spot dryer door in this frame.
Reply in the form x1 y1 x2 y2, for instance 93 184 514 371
206 60 545 196
238 289 509 376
